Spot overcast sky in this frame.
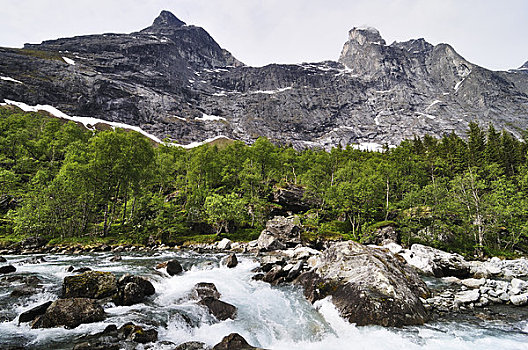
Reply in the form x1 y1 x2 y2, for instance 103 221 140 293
1 0 527 70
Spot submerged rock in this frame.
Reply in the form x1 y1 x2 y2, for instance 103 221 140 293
62 271 117 299
296 241 429 327
32 298 105 328
212 333 262 350
199 297 237 321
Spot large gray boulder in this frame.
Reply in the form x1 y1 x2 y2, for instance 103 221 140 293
296 241 429 327
257 216 302 251
399 244 470 278
62 271 117 299
32 298 105 328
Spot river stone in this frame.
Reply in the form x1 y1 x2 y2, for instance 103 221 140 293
212 333 261 350
218 238 232 250
0 256 6 262
199 297 237 320
295 241 429 327
130 327 158 343
19 301 52 323
175 341 209 350
192 282 221 300
62 271 117 299
225 253 238 268
510 278 528 292
0 265 16 274
114 274 155 306
167 259 184 276
454 289 480 305
32 298 105 328
461 278 486 289
509 293 528 306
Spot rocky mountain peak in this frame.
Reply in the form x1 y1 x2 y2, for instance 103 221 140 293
347 26 386 46
152 10 186 28
520 61 528 70
0 16 527 151
391 38 433 54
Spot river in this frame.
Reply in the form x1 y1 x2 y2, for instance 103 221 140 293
1 251 527 349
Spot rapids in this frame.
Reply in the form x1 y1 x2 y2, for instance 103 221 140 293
0 251 527 349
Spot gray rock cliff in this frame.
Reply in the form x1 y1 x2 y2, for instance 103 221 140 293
1 11 527 149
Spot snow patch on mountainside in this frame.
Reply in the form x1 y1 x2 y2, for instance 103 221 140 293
3 99 162 143
1 76 23 84
195 113 227 122
62 57 76 65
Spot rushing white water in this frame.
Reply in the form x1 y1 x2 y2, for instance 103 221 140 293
0 252 527 349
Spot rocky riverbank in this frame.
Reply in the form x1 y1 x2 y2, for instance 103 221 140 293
1 215 527 348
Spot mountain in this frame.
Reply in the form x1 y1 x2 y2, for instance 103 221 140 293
1 11 527 150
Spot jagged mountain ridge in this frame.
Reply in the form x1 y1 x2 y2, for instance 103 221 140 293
0 11 527 150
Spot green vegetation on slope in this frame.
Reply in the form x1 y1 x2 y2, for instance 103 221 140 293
1 106 528 256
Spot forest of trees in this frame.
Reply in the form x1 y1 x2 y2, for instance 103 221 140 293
1 106 528 257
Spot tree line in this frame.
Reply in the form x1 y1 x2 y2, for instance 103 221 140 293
1 106 527 256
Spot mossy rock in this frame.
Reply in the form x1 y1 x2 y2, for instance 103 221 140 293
63 271 117 299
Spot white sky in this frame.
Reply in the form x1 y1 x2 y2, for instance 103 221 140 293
1 0 527 70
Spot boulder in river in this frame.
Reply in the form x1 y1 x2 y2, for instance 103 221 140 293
62 271 117 299
224 253 238 268
199 297 237 320
32 298 105 328
18 301 52 323
0 256 6 262
113 274 155 306
192 282 221 300
166 259 184 276
212 333 262 350
295 241 430 327
0 265 16 274
257 216 302 251
217 238 232 250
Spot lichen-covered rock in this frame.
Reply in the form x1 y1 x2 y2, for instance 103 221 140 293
296 241 429 327
62 271 117 299
32 298 105 328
